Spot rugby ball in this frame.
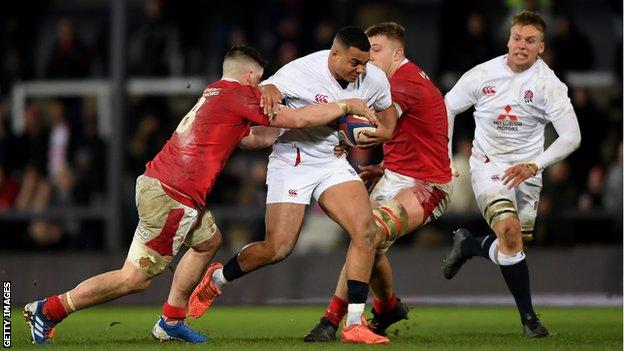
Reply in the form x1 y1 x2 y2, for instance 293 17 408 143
338 114 377 147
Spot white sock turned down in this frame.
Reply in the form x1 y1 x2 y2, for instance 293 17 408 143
345 303 365 327
211 268 228 290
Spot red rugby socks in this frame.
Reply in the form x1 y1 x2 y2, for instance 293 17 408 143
43 295 68 322
373 293 398 314
323 295 348 327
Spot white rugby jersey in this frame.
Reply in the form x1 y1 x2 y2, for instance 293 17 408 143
446 54 577 168
263 50 392 159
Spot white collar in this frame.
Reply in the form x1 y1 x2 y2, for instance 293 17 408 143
501 54 540 75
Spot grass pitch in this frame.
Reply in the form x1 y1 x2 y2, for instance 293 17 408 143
10 305 622 350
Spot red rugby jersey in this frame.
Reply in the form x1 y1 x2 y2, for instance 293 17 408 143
383 61 451 183
145 80 269 208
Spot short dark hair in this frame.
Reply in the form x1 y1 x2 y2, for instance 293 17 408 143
365 22 405 47
511 11 547 35
335 26 371 52
224 45 267 68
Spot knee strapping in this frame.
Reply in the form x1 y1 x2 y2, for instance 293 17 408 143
484 199 518 227
521 223 535 243
372 199 409 242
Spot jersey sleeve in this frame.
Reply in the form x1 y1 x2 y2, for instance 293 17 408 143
534 108 581 169
544 78 574 123
444 67 481 115
391 80 421 118
261 62 303 99
229 86 271 126
370 70 393 112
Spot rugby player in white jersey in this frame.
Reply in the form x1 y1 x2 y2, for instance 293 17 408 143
190 27 397 344
442 11 581 337
304 22 453 342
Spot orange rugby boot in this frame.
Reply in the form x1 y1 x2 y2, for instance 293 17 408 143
188 262 223 318
340 316 390 344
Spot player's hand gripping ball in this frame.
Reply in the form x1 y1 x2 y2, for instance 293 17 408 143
338 114 378 147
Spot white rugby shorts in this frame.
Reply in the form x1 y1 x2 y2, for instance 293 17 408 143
266 144 361 204
469 152 542 234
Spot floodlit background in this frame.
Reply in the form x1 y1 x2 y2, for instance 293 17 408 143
0 0 621 307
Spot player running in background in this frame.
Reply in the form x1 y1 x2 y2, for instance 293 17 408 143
304 22 453 342
189 27 397 344
23 45 377 345
442 11 581 337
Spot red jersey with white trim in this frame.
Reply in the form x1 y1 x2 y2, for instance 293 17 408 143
144 80 269 208
383 61 451 183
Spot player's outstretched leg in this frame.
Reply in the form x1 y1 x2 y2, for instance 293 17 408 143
189 203 307 318
154 231 222 342
24 260 152 344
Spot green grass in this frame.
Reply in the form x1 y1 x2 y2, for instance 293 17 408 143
9 306 622 350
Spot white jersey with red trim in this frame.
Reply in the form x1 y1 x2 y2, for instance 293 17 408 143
263 50 392 162
445 54 575 167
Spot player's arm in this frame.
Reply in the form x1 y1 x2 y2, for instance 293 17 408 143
445 69 480 176
445 105 462 177
503 80 581 189
533 111 581 169
358 70 397 146
239 126 281 150
358 162 385 182
270 99 377 129
502 110 581 189
259 84 283 117
359 105 397 147
260 62 302 116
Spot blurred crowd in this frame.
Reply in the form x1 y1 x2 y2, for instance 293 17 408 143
0 0 621 251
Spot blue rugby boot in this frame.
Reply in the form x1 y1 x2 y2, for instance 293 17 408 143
24 299 59 345
151 316 209 343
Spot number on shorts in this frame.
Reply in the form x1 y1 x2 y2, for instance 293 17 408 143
176 96 206 134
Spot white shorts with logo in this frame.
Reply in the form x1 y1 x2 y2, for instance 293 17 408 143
266 144 361 204
469 153 542 235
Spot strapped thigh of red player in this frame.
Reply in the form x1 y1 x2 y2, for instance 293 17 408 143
373 180 450 249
